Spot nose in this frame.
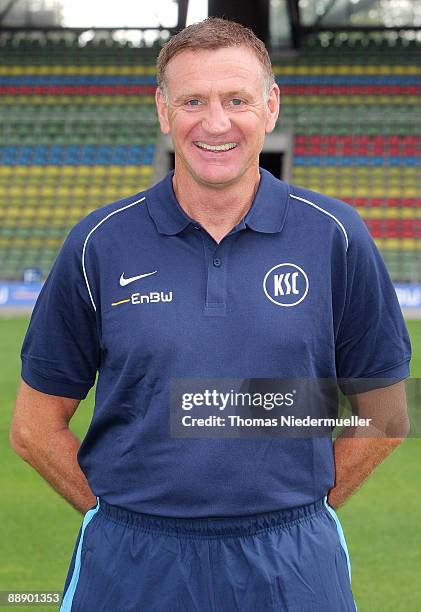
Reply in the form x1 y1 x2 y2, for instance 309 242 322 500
202 100 231 135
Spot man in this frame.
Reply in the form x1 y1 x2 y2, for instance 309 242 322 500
10 17 410 612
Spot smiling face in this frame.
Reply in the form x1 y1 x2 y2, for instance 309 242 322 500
155 46 280 190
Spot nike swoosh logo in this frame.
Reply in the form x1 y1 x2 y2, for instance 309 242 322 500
119 271 157 286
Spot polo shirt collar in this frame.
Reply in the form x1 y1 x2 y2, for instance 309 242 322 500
147 172 193 236
147 168 290 236
243 168 290 234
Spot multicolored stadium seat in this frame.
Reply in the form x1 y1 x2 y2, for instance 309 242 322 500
0 37 161 279
0 32 420 282
273 33 421 282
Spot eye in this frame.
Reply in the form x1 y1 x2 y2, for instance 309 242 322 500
185 99 202 106
231 98 244 106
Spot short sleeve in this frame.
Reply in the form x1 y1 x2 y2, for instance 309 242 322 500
21 227 100 399
335 212 411 394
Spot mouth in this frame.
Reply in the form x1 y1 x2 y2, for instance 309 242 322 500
193 141 238 152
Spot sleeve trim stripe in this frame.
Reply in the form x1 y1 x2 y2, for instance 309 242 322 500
82 196 146 311
290 193 349 251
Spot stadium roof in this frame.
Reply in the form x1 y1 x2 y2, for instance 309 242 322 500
0 0 420 49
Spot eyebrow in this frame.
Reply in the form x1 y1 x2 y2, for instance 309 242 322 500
172 93 204 104
224 89 254 99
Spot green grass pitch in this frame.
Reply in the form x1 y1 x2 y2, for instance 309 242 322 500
1 317 420 611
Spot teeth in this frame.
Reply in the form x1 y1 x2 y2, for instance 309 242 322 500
195 142 237 152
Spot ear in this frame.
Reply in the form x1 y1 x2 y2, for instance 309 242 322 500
155 87 171 135
265 83 280 134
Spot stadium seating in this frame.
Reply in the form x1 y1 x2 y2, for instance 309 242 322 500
0 31 420 281
273 33 421 282
0 36 161 279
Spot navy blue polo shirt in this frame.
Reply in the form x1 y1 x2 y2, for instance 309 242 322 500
21 169 411 517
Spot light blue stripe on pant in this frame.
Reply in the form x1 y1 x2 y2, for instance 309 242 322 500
60 499 100 612
323 496 358 611
323 496 352 580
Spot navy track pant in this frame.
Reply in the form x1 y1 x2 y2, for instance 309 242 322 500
60 497 356 612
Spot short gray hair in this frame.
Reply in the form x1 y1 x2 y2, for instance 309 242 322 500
157 17 274 102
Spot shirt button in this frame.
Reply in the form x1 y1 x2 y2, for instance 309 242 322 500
213 258 222 267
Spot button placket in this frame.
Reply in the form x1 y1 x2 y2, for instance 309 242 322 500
200 233 230 316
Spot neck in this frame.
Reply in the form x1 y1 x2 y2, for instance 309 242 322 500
172 165 260 243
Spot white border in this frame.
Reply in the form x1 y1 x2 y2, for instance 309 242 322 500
290 194 349 251
82 197 145 311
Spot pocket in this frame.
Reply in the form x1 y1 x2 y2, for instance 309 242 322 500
323 498 352 582
334 544 357 611
335 543 352 593
60 502 101 612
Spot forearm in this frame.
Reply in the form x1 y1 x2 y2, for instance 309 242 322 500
328 430 404 509
11 427 96 514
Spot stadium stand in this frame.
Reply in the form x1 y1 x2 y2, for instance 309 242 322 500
0 36 161 279
274 33 421 282
0 31 420 282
